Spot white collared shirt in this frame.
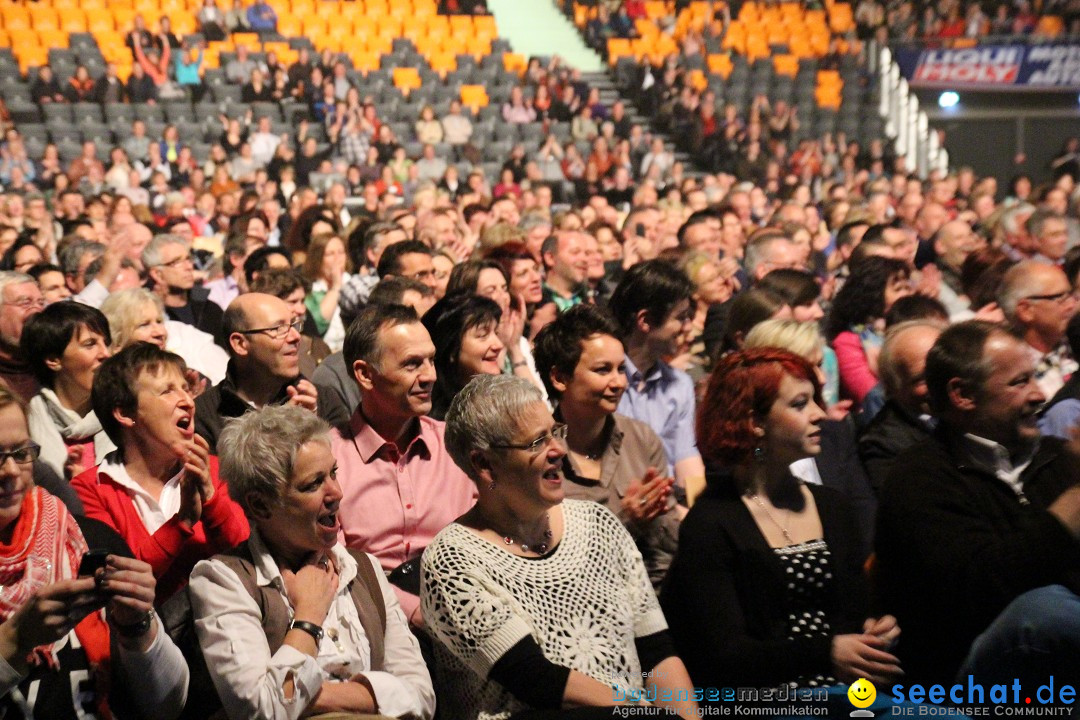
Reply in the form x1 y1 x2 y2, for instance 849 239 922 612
959 433 1036 500
188 529 434 720
98 452 183 534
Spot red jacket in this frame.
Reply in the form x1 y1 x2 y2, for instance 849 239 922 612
71 456 249 603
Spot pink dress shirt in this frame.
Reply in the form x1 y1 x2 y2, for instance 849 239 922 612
331 409 477 618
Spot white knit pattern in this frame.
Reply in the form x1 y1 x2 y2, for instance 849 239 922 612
420 499 668 720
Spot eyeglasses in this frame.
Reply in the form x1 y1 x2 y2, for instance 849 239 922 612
6 295 45 310
158 253 195 269
0 443 40 466
492 423 568 454
1022 291 1074 305
238 318 303 340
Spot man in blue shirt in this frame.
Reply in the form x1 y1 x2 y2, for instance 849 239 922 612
246 0 277 34
610 259 705 502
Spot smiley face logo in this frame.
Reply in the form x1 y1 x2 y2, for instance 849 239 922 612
848 678 876 709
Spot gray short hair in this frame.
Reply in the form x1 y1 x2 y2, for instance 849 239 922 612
141 233 189 269
0 271 34 306
217 404 332 518
444 374 545 483
744 232 791 277
998 260 1048 320
58 240 105 276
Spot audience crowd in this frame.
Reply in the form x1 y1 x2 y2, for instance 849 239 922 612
0 0 1079 717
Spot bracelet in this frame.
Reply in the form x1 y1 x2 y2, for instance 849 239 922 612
289 619 324 643
511 360 528 369
111 609 154 638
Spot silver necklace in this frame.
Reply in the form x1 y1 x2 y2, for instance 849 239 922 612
749 493 793 544
500 514 553 554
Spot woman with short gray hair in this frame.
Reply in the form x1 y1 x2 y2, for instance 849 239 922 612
423 374 699 720
188 404 435 720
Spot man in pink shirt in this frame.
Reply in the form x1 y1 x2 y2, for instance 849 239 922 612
330 303 477 626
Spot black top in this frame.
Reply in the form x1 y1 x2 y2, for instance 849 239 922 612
875 428 1080 683
163 287 226 348
194 362 337 453
660 470 868 691
857 399 934 492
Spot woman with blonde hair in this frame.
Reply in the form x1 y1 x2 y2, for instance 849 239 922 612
100 287 228 384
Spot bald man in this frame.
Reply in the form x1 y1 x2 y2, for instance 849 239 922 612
194 292 332 451
858 321 943 490
1000 261 1079 397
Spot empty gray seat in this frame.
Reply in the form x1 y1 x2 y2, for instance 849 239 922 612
48 123 82 145
73 103 104 124
134 103 165 122
42 104 73 124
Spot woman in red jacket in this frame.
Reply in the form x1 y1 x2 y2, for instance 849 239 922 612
71 342 248 603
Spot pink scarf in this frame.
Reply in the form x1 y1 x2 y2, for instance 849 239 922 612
0 488 88 668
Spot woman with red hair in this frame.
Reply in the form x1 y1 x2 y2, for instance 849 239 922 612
660 348 901 696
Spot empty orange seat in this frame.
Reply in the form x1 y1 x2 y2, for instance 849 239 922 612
233 31 262 48
473 14 496 36
8 28 39 49
773 54 798 77
707 53 733 79
29 8 60 31
1035 15 1064 36
464 37 490 59
276 13 300 35
429 51 456 77
393 67 421 91
502 52 526 76
460 84 488 111
60 10 88 33
608 37 633 63
2 8 32 32
38 29 68 49
112 8 137 30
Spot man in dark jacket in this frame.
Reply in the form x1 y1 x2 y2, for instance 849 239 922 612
876 321 1080 685
194 293 334 452
143 234 226 347
858 320 941 490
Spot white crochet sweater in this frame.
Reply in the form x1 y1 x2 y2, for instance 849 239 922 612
420 499 667 720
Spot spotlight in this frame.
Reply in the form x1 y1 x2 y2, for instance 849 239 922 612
938 92 959 109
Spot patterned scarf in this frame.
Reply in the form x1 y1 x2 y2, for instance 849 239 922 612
0 488 88 669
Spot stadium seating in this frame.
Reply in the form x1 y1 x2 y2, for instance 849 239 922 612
0 0 578 167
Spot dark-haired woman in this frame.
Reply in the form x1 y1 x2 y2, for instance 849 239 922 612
0 238 45 273
23 302 115 481
446 258 546 394
71 343 248 603
422 294 505 420
534 304 680 589
661 348 901 693
825 256 912 408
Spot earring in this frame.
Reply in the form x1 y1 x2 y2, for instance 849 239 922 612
488 481 496 491
753 446 765 463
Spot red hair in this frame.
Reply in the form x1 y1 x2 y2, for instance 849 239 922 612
698 347 821 467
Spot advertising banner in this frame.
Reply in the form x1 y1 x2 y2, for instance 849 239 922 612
894 42 1080 89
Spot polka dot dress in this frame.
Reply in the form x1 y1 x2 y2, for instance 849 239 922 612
774 538 837 688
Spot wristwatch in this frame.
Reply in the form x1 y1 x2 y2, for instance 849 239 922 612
112 608 155 638
289 619 324 643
